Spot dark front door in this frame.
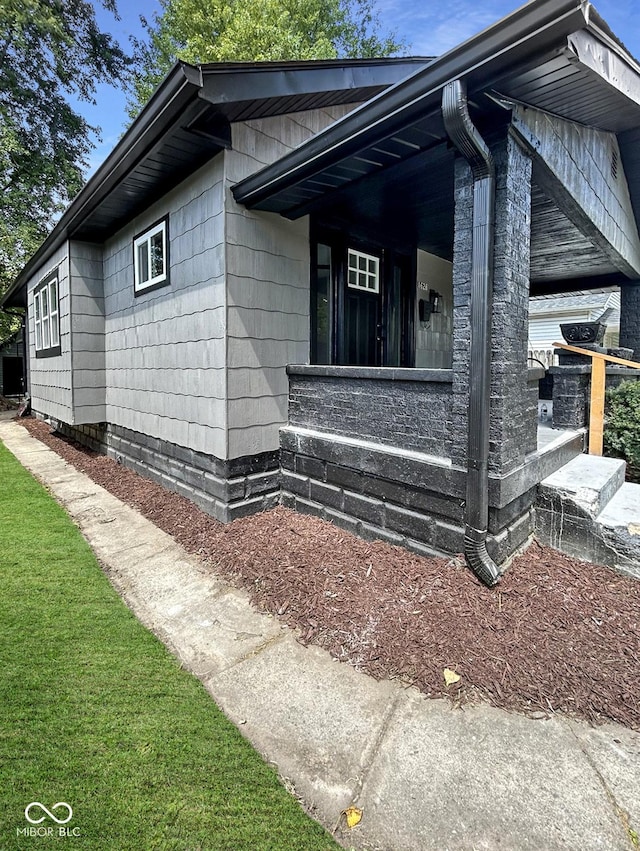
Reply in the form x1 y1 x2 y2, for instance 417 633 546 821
2 357 23 396
344 248 381 366
311 231 414 368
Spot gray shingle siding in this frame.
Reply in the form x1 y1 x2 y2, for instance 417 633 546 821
27 243 73 422
102 155 228 458
223 106 355 460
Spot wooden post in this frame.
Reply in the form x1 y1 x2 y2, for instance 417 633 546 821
589 356 606 455
553 342 640 456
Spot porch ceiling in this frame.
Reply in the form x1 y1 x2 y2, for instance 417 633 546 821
306 135 620 286
312 137 456 259
529 181 620 283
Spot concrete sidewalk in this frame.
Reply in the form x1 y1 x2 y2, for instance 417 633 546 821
1 414 638 851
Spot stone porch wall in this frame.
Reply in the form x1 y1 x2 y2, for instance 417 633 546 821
619 280 640 359
287 365 454 459
551 365 640 429
280 366 550 565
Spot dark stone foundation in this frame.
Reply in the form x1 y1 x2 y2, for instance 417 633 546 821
46 417 280 523
280 425 542 565
34 396 583 569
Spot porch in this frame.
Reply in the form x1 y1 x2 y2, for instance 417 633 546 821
232 0 640 582
281 365 584 563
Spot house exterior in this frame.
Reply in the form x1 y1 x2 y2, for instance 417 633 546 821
3 0 640 585
528 290 620 367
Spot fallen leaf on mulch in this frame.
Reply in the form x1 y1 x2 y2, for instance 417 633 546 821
443 668 461 686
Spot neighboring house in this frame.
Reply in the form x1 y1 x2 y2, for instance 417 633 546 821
3 0 640 585
0 326 26 398
528 290 621 367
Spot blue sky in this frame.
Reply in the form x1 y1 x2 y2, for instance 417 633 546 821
82 0 640 175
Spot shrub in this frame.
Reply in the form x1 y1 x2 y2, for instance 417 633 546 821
604 379 640 482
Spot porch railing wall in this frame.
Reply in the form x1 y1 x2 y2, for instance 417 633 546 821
287 365 454 460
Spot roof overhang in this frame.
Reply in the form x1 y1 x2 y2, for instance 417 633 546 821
231 0 640 262
1 57 429 309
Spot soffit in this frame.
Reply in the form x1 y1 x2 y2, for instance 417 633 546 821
72 99 225 242
493 31 640 133
2 58 429 308
73 63 432 243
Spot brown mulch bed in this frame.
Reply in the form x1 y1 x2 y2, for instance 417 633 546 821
15 416 640 731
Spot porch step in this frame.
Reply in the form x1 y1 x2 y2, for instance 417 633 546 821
539 454 625 516
535 427 586 484
595 483 640 578
536 455 640 579
597 481 640 527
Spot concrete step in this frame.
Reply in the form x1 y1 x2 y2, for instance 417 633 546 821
594 483 640 578
538 454 626 517
536 455 640 579
534 427 586 483
597 481 640 528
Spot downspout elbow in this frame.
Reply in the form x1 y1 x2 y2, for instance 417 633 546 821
443 78 500 588
465 527 500 588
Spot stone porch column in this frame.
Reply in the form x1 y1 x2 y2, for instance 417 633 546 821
451 132 533 477
619 280 640 360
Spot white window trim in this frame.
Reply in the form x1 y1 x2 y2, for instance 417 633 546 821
347 248 380 293
134 219 168 293
34 275 60 353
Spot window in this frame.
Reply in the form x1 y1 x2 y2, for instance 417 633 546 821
347 249 379 293
34 275 60 358
133 217 169 294
312 243 333 364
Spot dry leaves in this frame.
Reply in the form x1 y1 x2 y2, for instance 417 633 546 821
443 668 461 686
342 807 362 829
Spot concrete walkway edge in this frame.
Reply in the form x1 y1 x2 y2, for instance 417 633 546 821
1 416 638 851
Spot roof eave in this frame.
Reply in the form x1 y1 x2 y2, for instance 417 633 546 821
1 57 435 310
0 61 203 309
232 0 592 210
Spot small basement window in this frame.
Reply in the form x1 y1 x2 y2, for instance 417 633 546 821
133 217 169 294
34 274 60 358
347 249 379 292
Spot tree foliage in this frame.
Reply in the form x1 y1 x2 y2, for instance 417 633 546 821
128 0 405 116
0 0 130 341
604 379 640 482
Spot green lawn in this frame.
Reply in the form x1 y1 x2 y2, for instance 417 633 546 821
0 441 341 850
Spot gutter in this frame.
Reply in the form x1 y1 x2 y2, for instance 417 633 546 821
442 79 500 588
